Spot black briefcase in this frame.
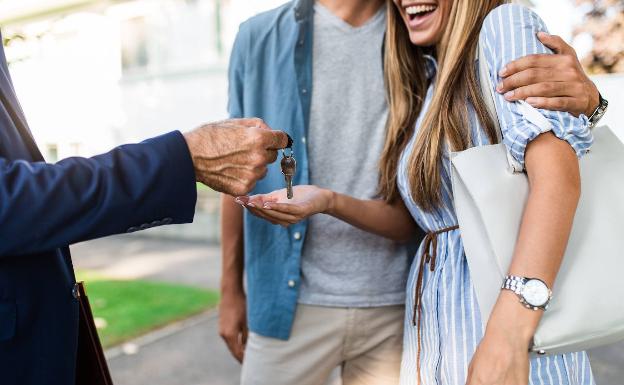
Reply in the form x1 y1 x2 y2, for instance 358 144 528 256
75 282 114 385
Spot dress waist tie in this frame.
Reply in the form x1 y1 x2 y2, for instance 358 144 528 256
413 224 459 385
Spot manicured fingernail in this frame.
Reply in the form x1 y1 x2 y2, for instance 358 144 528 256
498 67 508 77
496 82 504 93
526 97 537 106
504 90 514 99
247 203 256 208
263 203 272 209
537 31 548 39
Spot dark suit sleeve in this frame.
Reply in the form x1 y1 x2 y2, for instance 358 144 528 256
0 130 197 257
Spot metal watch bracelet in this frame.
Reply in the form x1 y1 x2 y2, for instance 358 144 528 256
588 93 608 129
502 275 553 311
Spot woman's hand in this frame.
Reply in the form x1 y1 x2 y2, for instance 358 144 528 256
466 331 529 385
236 185 334 227
466 292 539 385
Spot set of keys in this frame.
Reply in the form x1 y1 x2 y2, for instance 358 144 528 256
280 134 296 199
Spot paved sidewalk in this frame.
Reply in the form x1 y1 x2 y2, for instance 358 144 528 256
106 312 240 385
73 234 222 289
71 235 623 385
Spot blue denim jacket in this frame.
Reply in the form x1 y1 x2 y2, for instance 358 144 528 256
227 0 314 340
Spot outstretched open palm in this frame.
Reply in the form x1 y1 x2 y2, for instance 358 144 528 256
236 185 332 227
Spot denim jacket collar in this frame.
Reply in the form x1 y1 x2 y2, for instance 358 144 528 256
424 54 437 80
294 0 314 21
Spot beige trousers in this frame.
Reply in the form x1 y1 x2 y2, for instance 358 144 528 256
240 304 404 385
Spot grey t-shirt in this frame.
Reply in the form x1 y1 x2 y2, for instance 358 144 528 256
298 3 411 307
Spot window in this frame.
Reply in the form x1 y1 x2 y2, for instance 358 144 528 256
46 144 58 162
70 142 82 156
121 17 149 73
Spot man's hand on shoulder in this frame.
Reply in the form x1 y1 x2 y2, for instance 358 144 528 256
496 32 600 118
184 118 288 196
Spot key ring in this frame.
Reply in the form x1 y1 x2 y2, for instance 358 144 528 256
282 133 294 157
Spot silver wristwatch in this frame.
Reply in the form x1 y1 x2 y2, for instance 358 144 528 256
587 93 608 129
502 275 552 311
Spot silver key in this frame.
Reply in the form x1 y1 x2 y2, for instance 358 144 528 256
281 149 296 199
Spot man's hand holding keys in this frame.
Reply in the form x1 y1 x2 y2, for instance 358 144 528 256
184 118 289 196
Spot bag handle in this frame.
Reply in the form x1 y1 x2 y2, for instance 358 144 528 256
477 42 502 141
477 42 524 172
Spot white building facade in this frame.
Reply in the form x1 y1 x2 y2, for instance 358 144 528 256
1 0 286 161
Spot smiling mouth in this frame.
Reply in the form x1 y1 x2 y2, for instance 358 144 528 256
405 3 438 21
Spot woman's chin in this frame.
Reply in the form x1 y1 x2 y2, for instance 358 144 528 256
407 31 438 47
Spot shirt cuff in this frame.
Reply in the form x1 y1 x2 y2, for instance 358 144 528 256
503 103 593 170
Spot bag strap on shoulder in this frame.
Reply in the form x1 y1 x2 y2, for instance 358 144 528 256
477 42 524 173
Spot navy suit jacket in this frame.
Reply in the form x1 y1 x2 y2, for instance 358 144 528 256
0 33 197 384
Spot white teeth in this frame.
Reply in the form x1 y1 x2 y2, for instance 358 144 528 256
406 4 437 15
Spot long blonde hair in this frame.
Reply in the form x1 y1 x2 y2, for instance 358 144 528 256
379 0 503 210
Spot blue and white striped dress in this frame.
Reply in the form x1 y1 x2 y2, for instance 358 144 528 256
397 4 595 385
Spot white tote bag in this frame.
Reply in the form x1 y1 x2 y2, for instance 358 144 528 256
450 44 624 354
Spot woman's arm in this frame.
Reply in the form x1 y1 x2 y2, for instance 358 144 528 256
467 4 591 385
506 133 580 297
466 132 581 384
237 185 418 242
327 190 417 242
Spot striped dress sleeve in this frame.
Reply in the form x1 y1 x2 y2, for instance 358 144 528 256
479 3 593 168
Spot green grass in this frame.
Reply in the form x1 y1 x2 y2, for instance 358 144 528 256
76 272 219 348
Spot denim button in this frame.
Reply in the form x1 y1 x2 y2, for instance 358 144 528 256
288 280 296 288
293 232 302 240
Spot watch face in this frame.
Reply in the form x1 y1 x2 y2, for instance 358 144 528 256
522 279 550 307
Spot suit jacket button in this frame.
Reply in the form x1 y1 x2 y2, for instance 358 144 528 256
151 220 161 227
72 283 80 299
139 223 150 230
162 217 173 225
127 226 138 233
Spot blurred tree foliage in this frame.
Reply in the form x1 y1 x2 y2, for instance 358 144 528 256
574 0 624 73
